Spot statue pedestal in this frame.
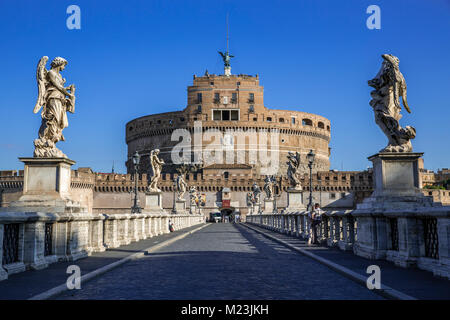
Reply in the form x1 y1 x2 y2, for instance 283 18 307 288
249 204 260 215
174 199 187 214
284 189 305 212
145 192 163 212
263 199 274 214
190 204 197 215
353 152 437 262
8 157 85 213
358 152 431 210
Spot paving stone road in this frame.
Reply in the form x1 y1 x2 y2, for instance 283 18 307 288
56 223 382 300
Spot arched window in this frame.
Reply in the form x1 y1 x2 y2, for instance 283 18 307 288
318 121 324 129
302 118 313 126
224 171 229 179
279 118 285 123
327 125 330 131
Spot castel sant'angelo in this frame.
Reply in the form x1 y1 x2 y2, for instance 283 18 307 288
122 52 370 215
126 56 331 176
1 52 447 217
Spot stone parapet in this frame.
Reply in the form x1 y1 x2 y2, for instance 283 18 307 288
0 211 204 281
246 206 450 280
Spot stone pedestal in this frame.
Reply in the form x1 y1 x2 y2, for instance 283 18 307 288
174 199 187 214
8 157 85 213
285 189 305 212
145 192 163 211
190 204 197 215
249 204 260 215
263 199 274 214
358 152 432 210
353 152 436 262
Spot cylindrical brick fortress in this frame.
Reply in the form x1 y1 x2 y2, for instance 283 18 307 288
126 73 331 176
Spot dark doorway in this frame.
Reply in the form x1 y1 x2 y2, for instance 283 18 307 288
220 208 233 223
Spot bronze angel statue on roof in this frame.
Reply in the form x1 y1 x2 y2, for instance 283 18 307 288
218 51 234 67
33 56 76 158
368 54 415 152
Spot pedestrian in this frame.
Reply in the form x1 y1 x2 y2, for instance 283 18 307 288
310 203 323 244
169 219 174 232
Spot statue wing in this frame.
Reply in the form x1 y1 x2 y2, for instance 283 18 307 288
33 56 48 114
400 78 412 113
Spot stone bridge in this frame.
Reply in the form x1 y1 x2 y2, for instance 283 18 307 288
1 211 449 300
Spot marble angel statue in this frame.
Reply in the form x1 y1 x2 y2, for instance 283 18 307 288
286 151 302 190
263 176 275 201
148 149 165 192
33 56 76 158
368 54 416 152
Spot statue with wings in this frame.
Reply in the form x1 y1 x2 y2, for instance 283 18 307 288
33 56 76 158
218 51 234 67
263 175 276 201
368 54 416 152
287 151 302 190
176 175 188 200
252 182 261 204
189 186 199 206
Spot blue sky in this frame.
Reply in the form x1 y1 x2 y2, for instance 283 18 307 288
0 0 449 173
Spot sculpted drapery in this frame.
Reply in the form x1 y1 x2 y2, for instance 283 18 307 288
368 54 416 152
148 149 164 192
33 56 76 158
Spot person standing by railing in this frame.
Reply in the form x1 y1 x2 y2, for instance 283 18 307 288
309 203 323 245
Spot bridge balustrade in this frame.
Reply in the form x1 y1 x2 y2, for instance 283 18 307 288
0 212 204 281
245 207 450 279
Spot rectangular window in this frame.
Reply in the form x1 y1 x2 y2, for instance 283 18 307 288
212 109 239 121
231 92 237 103
330 193 336 199
197 93 202 103
222 110 230 121
291 117 296 124
249 93 255 102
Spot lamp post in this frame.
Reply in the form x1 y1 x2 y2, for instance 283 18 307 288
131 151 142 214
307 149 315 212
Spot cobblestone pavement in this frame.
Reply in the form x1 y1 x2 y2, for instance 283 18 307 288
56 223 382 300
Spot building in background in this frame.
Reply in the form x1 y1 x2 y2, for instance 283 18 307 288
1 54 449 217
